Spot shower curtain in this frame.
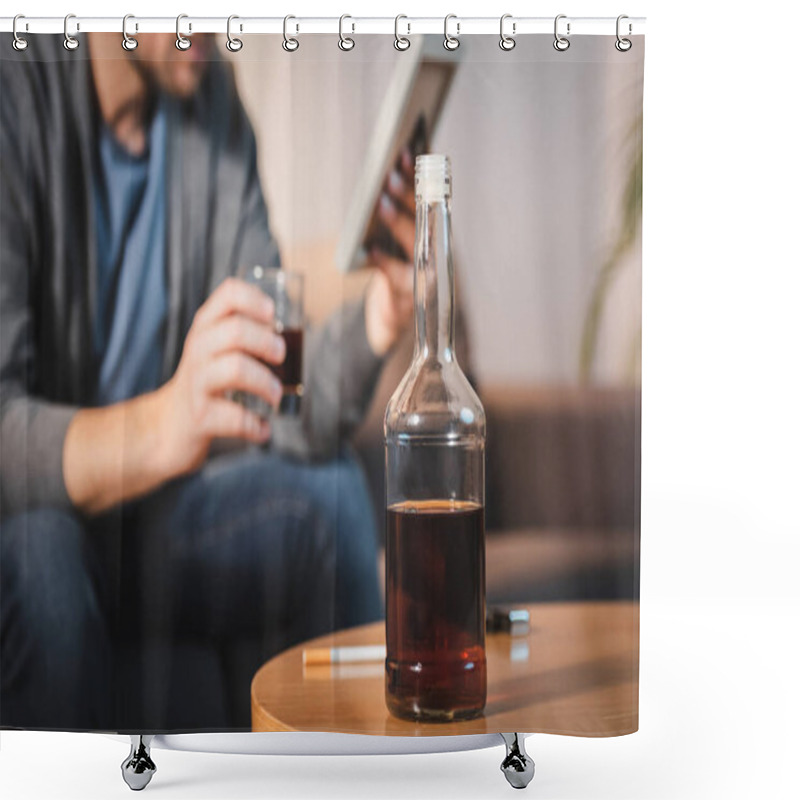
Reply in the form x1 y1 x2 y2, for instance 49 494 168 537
0 27 643 738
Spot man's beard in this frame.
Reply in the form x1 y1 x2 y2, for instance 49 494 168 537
103 57 160 131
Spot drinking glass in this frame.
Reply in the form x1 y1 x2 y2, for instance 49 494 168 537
237 265 304 417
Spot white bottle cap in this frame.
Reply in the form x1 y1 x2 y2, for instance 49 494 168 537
415 154 452 201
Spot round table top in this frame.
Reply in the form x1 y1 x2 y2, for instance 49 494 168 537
251 601 638 737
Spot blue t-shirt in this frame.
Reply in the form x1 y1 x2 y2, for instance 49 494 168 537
92 103 168 405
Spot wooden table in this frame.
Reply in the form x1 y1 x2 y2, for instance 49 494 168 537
251 601 638 737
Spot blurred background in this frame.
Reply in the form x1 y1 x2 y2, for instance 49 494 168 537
231 34 643 603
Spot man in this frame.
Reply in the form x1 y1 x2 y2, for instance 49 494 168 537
0 33 416 730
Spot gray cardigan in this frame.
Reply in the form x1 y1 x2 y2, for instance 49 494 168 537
0 38 383 518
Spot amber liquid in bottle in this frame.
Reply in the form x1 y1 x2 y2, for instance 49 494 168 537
386 500 486 721
384 155 486 722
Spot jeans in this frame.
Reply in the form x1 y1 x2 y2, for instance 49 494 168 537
0 449 381 731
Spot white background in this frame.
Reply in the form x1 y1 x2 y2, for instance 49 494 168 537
2 1 799 799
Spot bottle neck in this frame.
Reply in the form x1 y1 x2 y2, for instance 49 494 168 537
414 196 455 362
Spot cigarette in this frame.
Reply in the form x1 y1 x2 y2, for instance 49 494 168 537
303 645 387 666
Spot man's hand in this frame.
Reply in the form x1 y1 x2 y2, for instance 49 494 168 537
365 149 416 356
156 278 286 478
63 278 286 515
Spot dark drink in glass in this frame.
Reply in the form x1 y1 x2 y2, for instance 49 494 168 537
238 265 304 417
274 326 304 395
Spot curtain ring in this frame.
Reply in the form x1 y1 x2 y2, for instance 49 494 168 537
122 14 138 51
615 14 632 52
227 15 243 52
12 15 28 52
339 15 355 51
283 15 299 52
443 14 460 51
553 14 570 52
499 14 516 51
176 14 191 51
394 14 410 51
63 13 79 51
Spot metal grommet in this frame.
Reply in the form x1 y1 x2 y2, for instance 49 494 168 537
443 14 460 51
12 14 28 52
615 14 632 52
63 13 79 51
175 13 191 51
553 14 570 52
227 14 243 52
499 14 516 51
122 14 138 51
282 15 299 52
338 14 355 51
394 14 410 51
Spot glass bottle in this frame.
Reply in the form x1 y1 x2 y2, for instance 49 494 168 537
384 154 487 722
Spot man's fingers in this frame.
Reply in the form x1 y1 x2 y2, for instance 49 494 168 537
378 194 415 259
204 398 271 444
400 146 414 179
385 169 415 216
193 277 274 331
204 314 286 365
203 352 283 407
371 251 414 296
371 251 414 323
